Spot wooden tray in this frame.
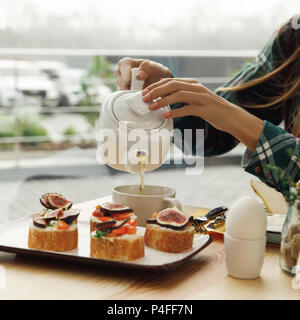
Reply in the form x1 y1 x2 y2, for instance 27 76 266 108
0 212 212 271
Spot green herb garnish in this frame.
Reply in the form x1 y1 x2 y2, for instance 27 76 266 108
94 229 111 239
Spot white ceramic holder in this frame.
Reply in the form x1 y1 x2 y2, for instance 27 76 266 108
224 232 266 279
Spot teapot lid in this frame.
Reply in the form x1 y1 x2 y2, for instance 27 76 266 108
112 93 165 130
112 68 166 130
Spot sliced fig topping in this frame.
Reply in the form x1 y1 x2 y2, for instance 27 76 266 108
98 217 130 233
146 219 157 224
47 193 72 210
33 216 47 228
40 193 52 209
156 208 189 229
39 208 48 216
43 208 64 223
100 202 133 216
60 209 80 224
43 210 58 223
55 208 64 219
111 217 130 230
95 220 116 231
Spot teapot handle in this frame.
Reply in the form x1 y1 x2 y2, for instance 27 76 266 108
131 68 145 91
163 197 182 211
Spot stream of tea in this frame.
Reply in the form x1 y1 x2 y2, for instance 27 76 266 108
137 151 146 194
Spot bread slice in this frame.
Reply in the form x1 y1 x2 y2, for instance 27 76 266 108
90 234 144 261
28 226 78 252
144 223 194 253
90 218 98 233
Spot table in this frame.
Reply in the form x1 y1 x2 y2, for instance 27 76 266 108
0 197 299 300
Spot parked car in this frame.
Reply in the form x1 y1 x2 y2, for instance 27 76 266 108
0 59 60 108
36 60 67 80
36 60 112 106
36 60 71 106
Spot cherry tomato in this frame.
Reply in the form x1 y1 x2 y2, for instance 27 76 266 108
92 210 103 217
111 227 127 236
97 217 111 222
127 226 136 234
130 218 137 227
110 212 133 220
57 220 69 230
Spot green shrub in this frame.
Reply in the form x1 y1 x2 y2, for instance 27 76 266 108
17 110 48 137
63 126 77 136
78 56 114 127
0 110 48 149
0 113 15 137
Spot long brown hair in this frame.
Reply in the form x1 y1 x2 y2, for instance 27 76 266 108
218 16 300 137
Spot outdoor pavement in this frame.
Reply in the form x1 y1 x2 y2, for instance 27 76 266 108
0 144 257 224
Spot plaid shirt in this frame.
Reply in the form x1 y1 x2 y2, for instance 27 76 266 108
241 121 299 191
172 17 300 192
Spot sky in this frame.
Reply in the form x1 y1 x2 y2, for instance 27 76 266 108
26 0 300 17
0 0 299 50
24 0 298 16
0 0 299 29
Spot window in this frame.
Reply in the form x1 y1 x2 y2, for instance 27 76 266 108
0 0 298 221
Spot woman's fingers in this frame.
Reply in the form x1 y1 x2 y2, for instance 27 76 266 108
142 78 172 94
163 105 198 119
116 58 137 90
144 77 199 94
136 60 152 80
149 90 203 110
143 80 206 103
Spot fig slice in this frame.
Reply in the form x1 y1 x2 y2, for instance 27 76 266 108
47 193 72 210
40 193 52 209
60 209 80 224
33 216 47 228
43 208 64 223
146 219 157 224
100 202 133 216
156 208 189 229
96 217 131 235
112 217 130 229
95 220 116 231
107 217 130 232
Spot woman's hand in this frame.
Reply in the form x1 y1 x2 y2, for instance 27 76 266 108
115 57 172 90
142 78 233 132
142 78 264 151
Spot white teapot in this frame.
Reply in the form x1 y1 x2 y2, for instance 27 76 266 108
97 68 173 173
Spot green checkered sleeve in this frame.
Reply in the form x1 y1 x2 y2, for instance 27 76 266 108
242 121 300 192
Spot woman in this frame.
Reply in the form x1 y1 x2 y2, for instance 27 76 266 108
115 16 300 192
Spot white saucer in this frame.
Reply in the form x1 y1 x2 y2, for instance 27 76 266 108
266 214 286 244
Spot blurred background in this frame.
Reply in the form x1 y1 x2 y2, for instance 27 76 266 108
0 0 299 221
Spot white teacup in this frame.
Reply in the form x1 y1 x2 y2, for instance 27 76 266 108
112 185 182 227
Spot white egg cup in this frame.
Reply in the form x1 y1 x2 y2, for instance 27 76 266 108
224 232 266 279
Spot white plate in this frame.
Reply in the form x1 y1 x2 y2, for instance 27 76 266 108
0 212 212 271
